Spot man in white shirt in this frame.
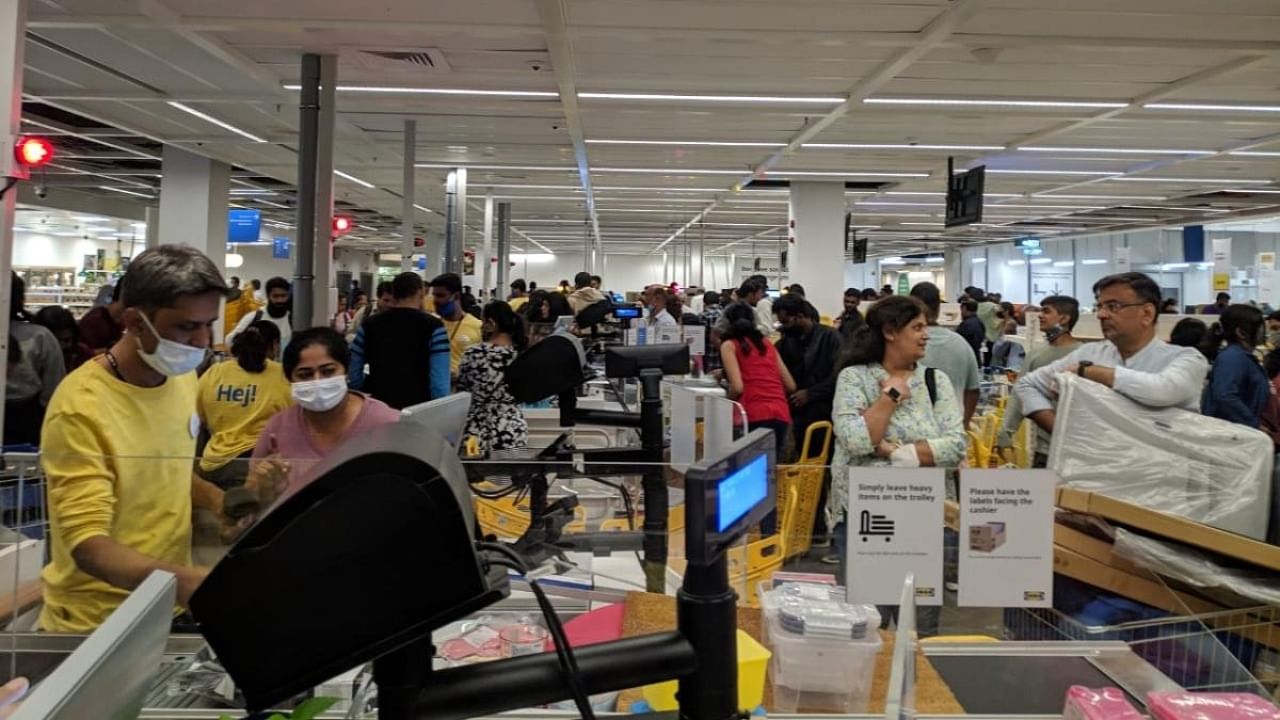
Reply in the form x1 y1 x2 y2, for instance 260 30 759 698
1015 272 1210 434
225 276 292 356
645 286 678 329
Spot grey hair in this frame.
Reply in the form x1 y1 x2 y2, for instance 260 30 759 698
120 244 229 310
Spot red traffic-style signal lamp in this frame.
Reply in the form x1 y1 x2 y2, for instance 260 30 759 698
15 136 53 169
331 215 353 235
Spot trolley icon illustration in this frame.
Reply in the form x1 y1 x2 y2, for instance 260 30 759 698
858 509 895 542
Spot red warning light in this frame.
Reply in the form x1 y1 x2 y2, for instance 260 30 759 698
15 136 53 168
331 215 353 235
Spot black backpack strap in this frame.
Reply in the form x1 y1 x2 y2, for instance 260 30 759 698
925 367 938 405
252 310 264 324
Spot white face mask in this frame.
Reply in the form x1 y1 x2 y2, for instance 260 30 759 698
136 312 207 377
291 376 348 412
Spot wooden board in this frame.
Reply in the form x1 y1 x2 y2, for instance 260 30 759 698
616 591 963 715
1055 487 1280 572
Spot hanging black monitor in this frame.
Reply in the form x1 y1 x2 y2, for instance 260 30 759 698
945 159 985 228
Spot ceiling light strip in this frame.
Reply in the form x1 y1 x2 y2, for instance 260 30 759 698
167 101 267 143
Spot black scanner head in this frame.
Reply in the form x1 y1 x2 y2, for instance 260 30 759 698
504 332 587 403
190 423 508 711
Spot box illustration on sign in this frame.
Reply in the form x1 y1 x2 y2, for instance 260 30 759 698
968 521 1006 552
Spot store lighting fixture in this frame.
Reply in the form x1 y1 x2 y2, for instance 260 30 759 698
167 101 267 143
777 170 930 178
225 253 245 269
418 163 574 172
924 256 945 263
131 222 147 230
995 204 1105 210
413 203 436 214
1007 260 1026 266
256 200 290 209
900 222 944 226
335 170 375 189
1226 151 1280 157
1029 258 1053 265
1161 263 1190 270
804 143 1006 151
586 139 785 147
864 97 1128 109
579 92 844 104
1052 260 1075 267
880 257 906 265
99 186 154 198
1110 177 1273 184
1081 259 1109 265
1018 146 1213 155
1220 188 1280 194
284 84 557 98
1033 194 1167 201
1144 102 1280 113
984 169 1121 176
856 201 939 207
971 258 987 263
229 188 275 195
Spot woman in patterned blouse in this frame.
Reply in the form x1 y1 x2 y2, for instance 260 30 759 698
829 295 966 578
458 301 528 452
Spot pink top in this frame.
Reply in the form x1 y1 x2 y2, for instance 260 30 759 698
733 339 791 425
252 392 400 498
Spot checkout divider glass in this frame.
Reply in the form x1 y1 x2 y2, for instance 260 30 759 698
0 441 1270 718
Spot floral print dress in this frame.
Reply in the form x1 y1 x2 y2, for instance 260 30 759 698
828 362 967 522
457 343 528 452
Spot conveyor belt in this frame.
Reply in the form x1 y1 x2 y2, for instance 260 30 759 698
928 655 1142 715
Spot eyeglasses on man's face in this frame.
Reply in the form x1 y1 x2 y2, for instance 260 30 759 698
1096 300 1147 315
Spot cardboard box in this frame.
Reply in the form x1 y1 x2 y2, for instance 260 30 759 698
969 522 1006 552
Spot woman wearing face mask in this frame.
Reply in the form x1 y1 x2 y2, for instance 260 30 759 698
457 302 528 452
1201 305 1270 429
248 327 399 504
196 321 292 488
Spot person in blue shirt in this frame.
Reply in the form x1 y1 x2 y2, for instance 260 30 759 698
348 272 450 409
1202 304 1269 428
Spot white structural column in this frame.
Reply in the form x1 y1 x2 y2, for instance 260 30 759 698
788 181 847 318
943 249 963 300
158 145 230 342
0 0 28 438
481 192 494 299
144 205 161 248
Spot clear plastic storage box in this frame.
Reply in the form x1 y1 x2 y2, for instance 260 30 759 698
759 581 883 714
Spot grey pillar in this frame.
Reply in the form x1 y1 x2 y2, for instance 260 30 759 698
482 192 494 299
401 119 416 271
453 168 468 275
0 0 28 437
293 54 321 332
496 202 511 292
311 54 337 328
443 170 458 277
144 205 160 248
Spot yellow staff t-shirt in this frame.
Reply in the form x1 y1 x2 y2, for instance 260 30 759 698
39 360 199 633
443 314 484 376
196 358 293 473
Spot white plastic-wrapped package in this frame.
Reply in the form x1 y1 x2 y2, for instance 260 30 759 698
1047 374 1273 541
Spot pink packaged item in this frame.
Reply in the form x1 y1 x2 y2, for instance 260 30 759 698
1147 692 1280 720
1063 686 1143 720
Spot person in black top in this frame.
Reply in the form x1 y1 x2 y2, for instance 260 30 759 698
772 295 842 456
836 287 864 339
348 272 450 409
956 299 985 365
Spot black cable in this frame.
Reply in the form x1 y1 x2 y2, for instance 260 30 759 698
480 544 596 720
586 477 641 565
0 177 17 200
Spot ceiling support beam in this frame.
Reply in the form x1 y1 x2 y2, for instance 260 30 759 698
536 0 601 259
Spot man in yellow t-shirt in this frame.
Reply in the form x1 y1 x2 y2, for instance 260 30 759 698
196 322 293 486
39 245 229 633
430 271 483 377
507 279 529 312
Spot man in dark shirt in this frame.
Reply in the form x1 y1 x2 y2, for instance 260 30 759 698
836 287 864 339
77 282 124 354
773 296 842 455
957 300 986 365
699 291 724 371
348 272 449 409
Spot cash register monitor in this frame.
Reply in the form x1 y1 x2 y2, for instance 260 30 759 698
682 428 777 565
605 343 689 379
12 572 175 720
400 392 472 446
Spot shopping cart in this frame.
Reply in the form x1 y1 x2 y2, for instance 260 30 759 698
1005 604 1280 698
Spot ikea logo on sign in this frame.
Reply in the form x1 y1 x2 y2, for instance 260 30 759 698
216 384 259 408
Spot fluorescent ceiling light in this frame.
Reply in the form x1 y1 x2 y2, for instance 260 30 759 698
900 222 944 226
99 186 154 198
985 169 1120 176
1219 188 1280 194
1081 259 1109 265
1161 263 1190 270
418 163 573 172
924 256 945 263
1227 151 1280 157
1052 261 1075 267
283 84 558 98
774 170 929 178
880 257 906 265
865 97 1127 109
1019 146 1212 155
995 204 1104 210
335 170 375 189
1029 258 1053 265
586 139 784 147
1033 194 1166 200
1110 177 1273 184
971 258 987 263
578 92 843 104
167 101 267 143
131 222 146 230
256 199 290 209
1007 260 1026 266
856 201 938 207
229 188 275 195
413 203 436 214
1144 102 1280 113
804 143 1005 151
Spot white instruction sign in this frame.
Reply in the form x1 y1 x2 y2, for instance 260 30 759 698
958 470 1055 608
845 468 945 606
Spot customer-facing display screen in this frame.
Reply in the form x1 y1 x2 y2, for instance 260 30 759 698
716 453 768 532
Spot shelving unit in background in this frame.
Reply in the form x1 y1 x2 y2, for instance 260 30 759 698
17 265 108 319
